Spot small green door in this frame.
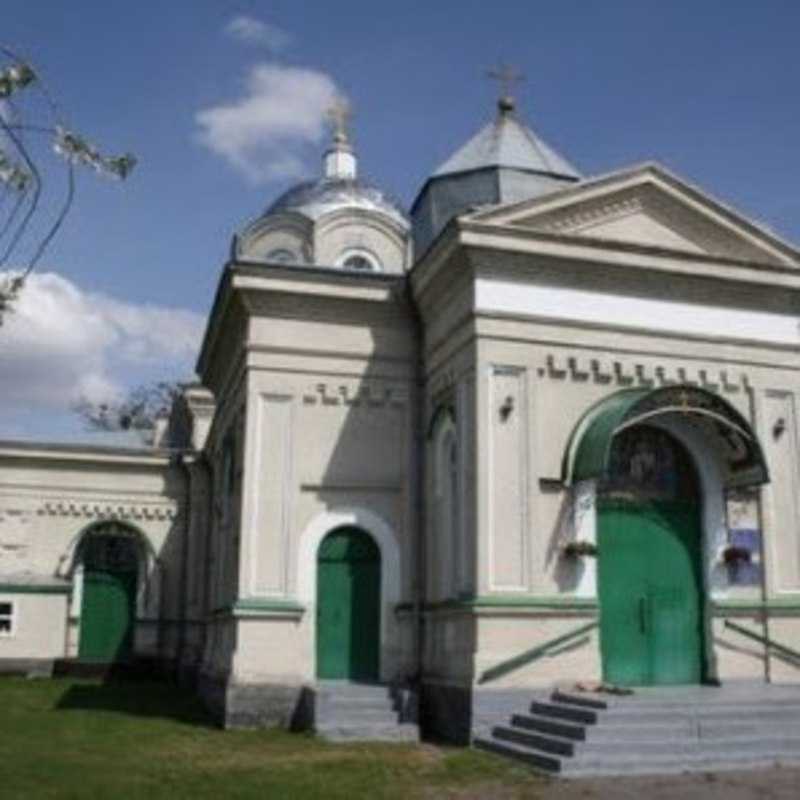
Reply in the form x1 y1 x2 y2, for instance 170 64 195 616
598 426 705 686
79 570 137 663
316 527 381 680
78 529 139 664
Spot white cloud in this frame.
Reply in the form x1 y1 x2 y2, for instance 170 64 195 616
195 63 341 183
225 15 292 53
0 271 204 416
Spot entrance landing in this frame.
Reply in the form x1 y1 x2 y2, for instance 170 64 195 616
475 683 800 777
314 681 419 742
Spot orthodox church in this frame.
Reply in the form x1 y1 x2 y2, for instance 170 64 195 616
2 87 800 746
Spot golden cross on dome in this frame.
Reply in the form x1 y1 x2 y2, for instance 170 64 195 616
487 62 525 110
326 97 352 145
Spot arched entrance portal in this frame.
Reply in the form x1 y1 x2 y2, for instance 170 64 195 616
77 523 140 664
316 526 381 681
563 385 772 685
598 426 705 685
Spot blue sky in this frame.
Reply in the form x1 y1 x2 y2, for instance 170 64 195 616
1 1 799 440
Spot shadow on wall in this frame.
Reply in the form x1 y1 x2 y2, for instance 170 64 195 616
545 488 585 593
54 678 216 727
289 294 414 681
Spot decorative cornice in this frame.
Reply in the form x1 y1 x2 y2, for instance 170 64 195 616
302 382 408 409
535 193 644 235
37 501 179 522
541 353 748 393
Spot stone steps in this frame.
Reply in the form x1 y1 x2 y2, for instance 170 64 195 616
314 681 419 743
473 684 800 777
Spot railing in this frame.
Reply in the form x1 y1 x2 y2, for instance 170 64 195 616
723 619 800 665
478 620 599 685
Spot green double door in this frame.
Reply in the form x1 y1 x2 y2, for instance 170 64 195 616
598 500 704 686
316 527 381 681
78 569 137 663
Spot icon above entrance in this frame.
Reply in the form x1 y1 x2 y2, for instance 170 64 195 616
562 385 769 490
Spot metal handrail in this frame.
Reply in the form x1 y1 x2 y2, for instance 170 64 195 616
723 619 800 664
478 620 599 685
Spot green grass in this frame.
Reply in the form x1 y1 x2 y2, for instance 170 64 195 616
0 677 546 799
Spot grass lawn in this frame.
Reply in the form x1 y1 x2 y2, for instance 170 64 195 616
0 677 546 799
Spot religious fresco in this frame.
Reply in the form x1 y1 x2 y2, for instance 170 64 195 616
600 425 699 504
623 386 767 488
725 489 762 586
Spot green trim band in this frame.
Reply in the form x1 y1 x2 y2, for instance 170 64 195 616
478 620 599 685
0 584 70 595
217 599 307 618
713 599 800 615
468 595 598 610
397 596 599 613
399 598 800 615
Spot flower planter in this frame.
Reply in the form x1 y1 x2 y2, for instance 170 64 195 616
562 541 598 559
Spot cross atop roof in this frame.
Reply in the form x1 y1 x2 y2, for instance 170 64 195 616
326 96 352 146
486 63 525 113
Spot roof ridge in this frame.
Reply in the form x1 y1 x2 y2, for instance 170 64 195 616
508 113 563 175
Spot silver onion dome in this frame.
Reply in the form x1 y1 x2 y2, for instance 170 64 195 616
266 176 409 229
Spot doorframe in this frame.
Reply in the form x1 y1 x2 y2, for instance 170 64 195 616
298 507 401 680
316 527 382 680
594 417 725 684
63 521 156 660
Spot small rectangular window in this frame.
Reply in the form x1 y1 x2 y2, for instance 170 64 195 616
0 601 14 637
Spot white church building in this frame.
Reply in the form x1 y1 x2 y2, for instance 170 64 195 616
2 91 800 743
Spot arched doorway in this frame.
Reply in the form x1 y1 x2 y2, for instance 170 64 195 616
598 425 705 685
316 526 381 681
77 523 140 664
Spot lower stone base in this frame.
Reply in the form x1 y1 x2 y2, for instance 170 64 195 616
52 657 176 681
420 682 556 745
420 681 473 744
0 658 54 678
197 673 313 730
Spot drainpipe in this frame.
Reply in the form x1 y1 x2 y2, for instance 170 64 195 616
755 488 771 683
174 450 189 677
405 278 427 692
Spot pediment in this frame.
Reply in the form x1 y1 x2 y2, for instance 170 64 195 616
467 165 800 267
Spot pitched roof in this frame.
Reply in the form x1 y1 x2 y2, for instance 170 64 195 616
432 107 581 180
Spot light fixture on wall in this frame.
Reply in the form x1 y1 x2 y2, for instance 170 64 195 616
499 395 514 421
773 417 786 440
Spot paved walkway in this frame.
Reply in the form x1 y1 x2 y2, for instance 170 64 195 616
550 766 800 799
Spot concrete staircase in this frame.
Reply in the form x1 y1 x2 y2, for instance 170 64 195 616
474 683 800 777
315 681 419 742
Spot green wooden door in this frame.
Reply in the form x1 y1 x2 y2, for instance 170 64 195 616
316 527 381 680
79 569 137 663
597 426 705 686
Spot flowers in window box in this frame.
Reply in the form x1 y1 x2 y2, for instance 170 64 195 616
722 545 751 566
562 540 598 559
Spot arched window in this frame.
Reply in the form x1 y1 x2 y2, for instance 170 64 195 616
343 254 374 271
265 248 297 264
337 248 381 272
